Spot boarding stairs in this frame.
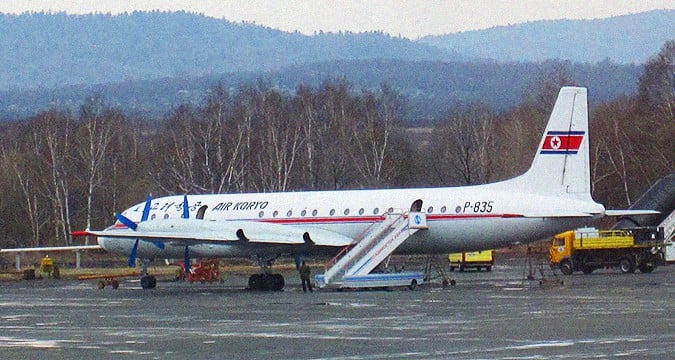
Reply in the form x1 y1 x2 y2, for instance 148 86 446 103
659 209 675 241
660 209 675 262
318 211 427 288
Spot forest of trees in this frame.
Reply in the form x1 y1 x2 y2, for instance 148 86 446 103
0 42 672 250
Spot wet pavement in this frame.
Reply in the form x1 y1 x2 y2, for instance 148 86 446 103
0 259 673 359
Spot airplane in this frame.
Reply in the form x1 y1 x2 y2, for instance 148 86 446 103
63 86 650 290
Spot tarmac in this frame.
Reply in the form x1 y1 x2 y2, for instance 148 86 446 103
0 258 673 360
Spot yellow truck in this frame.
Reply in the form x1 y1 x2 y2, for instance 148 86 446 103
448 250 494 272
549 227 665 275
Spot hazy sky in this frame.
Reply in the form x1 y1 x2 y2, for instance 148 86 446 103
1 0 673 38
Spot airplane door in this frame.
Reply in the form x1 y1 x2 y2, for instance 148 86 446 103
410 199 423 212
196 205 208 219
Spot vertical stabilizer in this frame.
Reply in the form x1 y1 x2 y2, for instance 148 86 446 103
513 87 590 196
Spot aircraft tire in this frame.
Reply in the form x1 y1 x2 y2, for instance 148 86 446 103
140 275 157 289
248 274 262 290
111 279 120 289
271 274 285 291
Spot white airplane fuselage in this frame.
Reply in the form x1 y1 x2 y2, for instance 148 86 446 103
99 185 603 259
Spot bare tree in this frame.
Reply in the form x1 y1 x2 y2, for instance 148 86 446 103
431 103 495 185
253 89 303 192
30 110 75 245
638 40 675 119
76 96 120 241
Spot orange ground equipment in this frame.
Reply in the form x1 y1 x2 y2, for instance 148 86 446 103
177 259 223 283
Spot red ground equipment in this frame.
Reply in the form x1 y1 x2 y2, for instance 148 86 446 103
177 259 222 283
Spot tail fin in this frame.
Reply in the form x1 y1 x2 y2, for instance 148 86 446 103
511 87 591 196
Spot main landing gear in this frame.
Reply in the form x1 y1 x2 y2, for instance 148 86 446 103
248 256 285 291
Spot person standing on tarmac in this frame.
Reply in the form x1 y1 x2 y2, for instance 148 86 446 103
299 261 313 292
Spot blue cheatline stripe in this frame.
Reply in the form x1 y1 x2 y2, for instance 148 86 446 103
547 131 585 135
540 150 579 155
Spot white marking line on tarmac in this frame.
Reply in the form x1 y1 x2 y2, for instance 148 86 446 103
0 336 60 349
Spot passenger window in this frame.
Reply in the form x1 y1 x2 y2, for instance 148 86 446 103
258 211 264 218
151 214 156 220
359 208 364 215
344 209 350 215
373 208 379 215
273 210 278 218
312 209 318 216
329 209 335 216
164 214 169 219
301 210 307 216
427 206 433 213
287 210 292 217
441 206 447 213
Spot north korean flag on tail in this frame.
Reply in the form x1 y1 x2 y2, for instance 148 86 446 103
540 131 585 154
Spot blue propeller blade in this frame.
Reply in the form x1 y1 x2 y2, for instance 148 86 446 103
141 195 152 222
115 213 138 230
128 239 139 267
182 195 189 219
184 246 191 273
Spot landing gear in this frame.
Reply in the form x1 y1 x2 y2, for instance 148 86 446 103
248 273 285 291
140 275 157 289
139 258 157 290
248 256 285 291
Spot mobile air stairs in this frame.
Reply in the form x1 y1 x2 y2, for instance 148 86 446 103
315 211 428 290
661 209 675 263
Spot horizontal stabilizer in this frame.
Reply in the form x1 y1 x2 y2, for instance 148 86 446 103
0 245 102 253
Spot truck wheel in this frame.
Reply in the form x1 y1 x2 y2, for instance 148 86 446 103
582 266 594 274
638 263 655 273
559 260 573 275
619 258 635 274
408 279 418 290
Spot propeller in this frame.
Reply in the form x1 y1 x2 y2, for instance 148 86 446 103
182 194 191 273
122 195 153 267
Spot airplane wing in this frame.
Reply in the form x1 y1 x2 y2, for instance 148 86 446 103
85 219 354 247
516 210 600 218
604 210 661 216
516 209 660 218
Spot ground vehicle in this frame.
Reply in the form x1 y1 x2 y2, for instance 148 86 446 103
448 250 494 271
550 227 665 275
